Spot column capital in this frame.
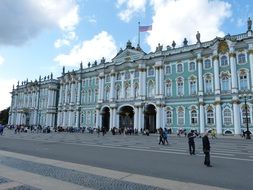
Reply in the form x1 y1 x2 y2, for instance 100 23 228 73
229 52 236 58
197 58 203 63
231 99 240 104
212 55 219 61
214 100 221 105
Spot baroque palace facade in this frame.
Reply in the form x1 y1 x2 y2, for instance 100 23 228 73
8 21 253 135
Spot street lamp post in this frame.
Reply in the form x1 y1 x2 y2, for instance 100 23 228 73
243 95 251 139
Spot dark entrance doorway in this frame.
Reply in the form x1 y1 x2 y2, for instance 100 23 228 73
144 104 156 133
101 107 110 131
119 106 134 131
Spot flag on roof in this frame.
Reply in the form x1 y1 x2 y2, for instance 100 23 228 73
139 25 152 32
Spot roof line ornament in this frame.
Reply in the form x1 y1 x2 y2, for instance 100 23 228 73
248 17 252 31
196 31 201 44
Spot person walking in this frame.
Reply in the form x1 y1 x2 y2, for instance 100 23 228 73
158 128 164 145
202 131 212 167
187 130 196 155
163 128 169 145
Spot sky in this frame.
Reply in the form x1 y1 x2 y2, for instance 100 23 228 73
0 0 252 110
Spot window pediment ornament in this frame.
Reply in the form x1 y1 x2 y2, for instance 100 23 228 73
218 41 229 54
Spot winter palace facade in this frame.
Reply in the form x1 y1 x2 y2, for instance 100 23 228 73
8 21 253 135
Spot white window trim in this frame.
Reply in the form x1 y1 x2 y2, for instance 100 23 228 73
176 77 184 96
220 54 229 67
177 107 185 125
204 75 214 94
238 69 250 91
189 109 198 125
237 52 247 65
167 109 173 126
240 103 252 125
205 106 215 126
176 63 184 73
188 61 196 72
222 107 233 126
204 58 212 70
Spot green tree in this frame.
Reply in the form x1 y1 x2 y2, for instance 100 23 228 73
0 107 9 125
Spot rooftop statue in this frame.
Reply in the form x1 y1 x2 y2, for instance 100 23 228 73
172 41 176 48
196 31 201 43
183 38 188 46
248 17 252 31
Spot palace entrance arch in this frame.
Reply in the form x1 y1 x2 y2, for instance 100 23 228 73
101 107 110 131
144 104 156 133
119 106 134 131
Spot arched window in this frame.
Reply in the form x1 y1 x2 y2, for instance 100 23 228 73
204 59 211 69
207 108 214 125
166 65 171 74
238 53 246 64
116 86 121 100
239 70 248 90
242 104 251 124
148 81 155 97
223 108 232 125
189 62 195 71
177 107 184 125
191 110 198 124
165 81 172 97
177 78 184 96
167 109 173 125
177 63 183 73
220 55 228 66
221 74 230 92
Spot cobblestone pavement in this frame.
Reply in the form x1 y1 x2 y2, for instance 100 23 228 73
0 176 40 190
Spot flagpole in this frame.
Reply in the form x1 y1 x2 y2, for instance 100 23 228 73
138 21 140 46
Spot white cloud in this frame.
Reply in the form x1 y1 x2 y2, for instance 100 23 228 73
117 0 147 22
0 0 79 46
0 78 16 110
147 0 231 51
54 31 77 48
0 56 4 65
54 31 118 67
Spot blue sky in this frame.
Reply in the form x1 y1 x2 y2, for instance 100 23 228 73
0 0 252 110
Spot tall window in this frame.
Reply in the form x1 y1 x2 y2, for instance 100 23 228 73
223 108 232 125
239 71 248 90
177 78 184 96
125 71 130 80
106 75 110 82
205 75 213 93
88 90 91 103
94 89 98 102
148 81 155 97
116 86 121 100
134 83 139 98
125 84 130 99
177 107 184 125
221 74 230 92
204 59 211 69
148 67 154 76
207 108 214 125
134 70 139 78
167 110 173 125
105 87 110 101
242 105 251 124
238 53 246 64
116 73 121 80
189 79 197 95
220 55 228 66
191 110 198 124
189 62 195 71
165 81 172 97
177 63 183 73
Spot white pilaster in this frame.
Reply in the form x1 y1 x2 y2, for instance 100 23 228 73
156 106 161 129
130 71 134 98
159 67 164 96
155 67 159 96
233 99 241 135
109 108 113 130
249 49 253 91
215 103 222 134
95 109 100 128
134 107 138 130
213 55 220 95
197 58 204 96
77 81 81 105
110 73 115 101
112 108 116 128
199 103 205 133
230 52 238 93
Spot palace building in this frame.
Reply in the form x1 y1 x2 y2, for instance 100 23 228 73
8 19 253 135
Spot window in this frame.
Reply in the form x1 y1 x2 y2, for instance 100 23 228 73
177 63 183 73
177 78 184 96
220 55 228 66
223 108 232 125
189 79 197 95
242 105 251 124
116 86 121 100
167 110 173 125
88 90 91 103
116 73 121 80
148 81 155 97
125 84 130 99
165 81 172 97
205 75 213 93
106 75 110 82
166 65 171 74
105 87 110 101
221 74 230 92
134 70 139 78
134 83 139 98
239 71 248 90
177 107 184 125
125 71 130 80
191 110 198 124
238 53 246 64
148 67 154 76
204 59 211 69
189 62 195 71
207 109 214 125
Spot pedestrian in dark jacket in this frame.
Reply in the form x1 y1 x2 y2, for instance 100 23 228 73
202 131 212 167
188 130 196 155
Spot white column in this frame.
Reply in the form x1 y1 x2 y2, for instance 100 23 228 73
109 108 113 130
213 55 220 95
138 69 143 98
121 74 125 99
249 49 253 91
138 107 142 130
95 109 100 128
77 81 81 105
143 70 146 98
155 67 159 96
197 58 204 96
70 82 75 103
233 100 241 135
199 103 205 133
112 108 116 128
101 77 105 102
130 72 134 98
215 103 222 134
134 107 138 130
230 52 238 93
110 73 115 101
64 83 68 104
159 67 164 96
156 106 161 129
98 78 102 101
58 85 62 105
